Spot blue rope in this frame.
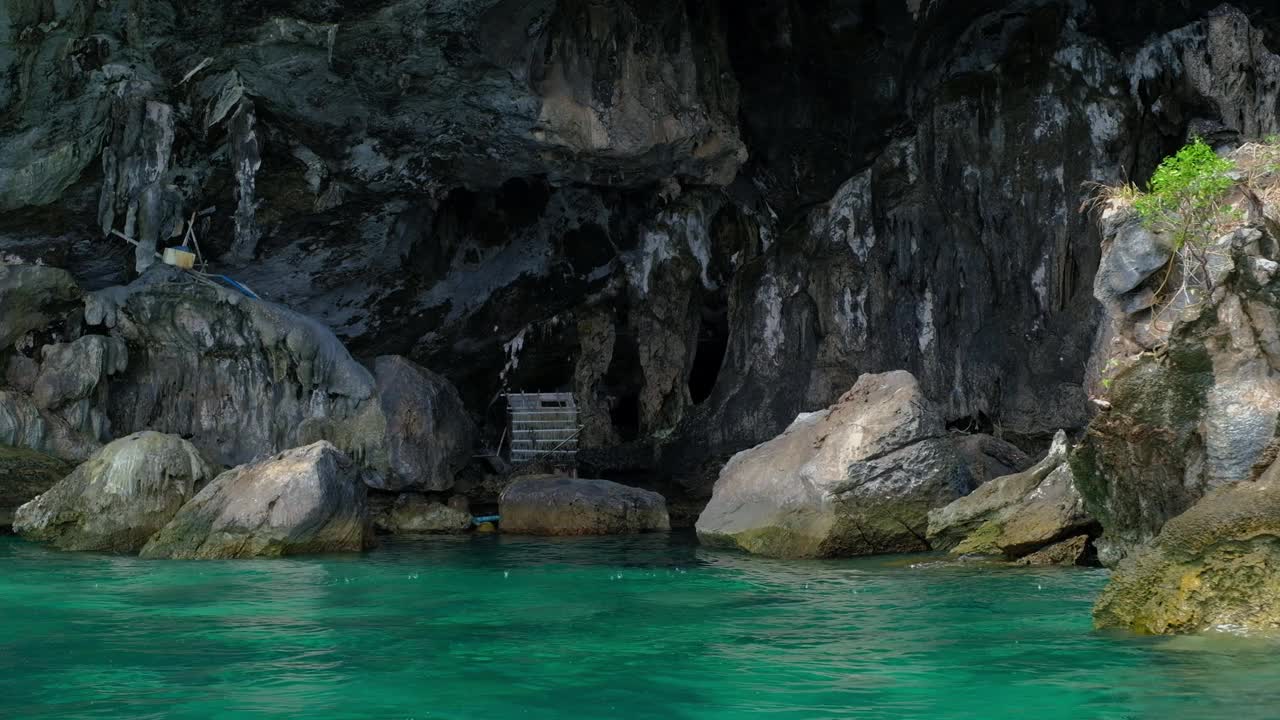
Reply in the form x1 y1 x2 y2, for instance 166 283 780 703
211 275 259 299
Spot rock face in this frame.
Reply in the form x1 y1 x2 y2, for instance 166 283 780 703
14 432 212 552
500 476 669 536
371 356 475 492
87 270 386 472
696 371 972 558
0 390 100 462
0 447 70 531
1094 460 1280 634
952 434 1035 486
928 431 1097 559
0 265 81 350
7 1 1278 512
376 494 472 535
141 442 371 559
1075 205 1280 565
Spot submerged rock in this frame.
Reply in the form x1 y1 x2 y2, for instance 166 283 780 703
376 494 472 534
0 447 70 531
371 355 475 492
500 476 669 536
141 441 371 559
1015 535 1093 567
695 371 972 558
928 431 1096 559
14 432 212 552
1094 460 1280 634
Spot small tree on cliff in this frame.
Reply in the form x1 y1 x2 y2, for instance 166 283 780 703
1134 137 1239 298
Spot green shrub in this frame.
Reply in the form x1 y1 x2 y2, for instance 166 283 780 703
1134 137 1237 251
1134 137 1239 297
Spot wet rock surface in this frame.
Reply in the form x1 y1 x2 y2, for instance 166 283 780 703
15 432 212 552
696 371 972 558
500 476 669 536
141 441 371 559
1093 459 1280 634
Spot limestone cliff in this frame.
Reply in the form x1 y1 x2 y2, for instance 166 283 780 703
5 0 1280 511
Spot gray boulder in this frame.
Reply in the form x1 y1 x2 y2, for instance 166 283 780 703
0 447 70 531
14 432 213 552
371 355 476 492
1092 210 1174 315
696 371 972 558
927 431 1096 559
500 476 669 536
141 441 372 559
376 493 472 534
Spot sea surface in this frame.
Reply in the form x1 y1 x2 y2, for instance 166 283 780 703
2 532 1278 719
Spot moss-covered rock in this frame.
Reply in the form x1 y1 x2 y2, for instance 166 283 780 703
14 432 213 552
929 431 1096 559
0 447 70 530
1094 459 1280 634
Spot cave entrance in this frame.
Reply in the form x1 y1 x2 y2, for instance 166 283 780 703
603 317 643 442
688 290 729 405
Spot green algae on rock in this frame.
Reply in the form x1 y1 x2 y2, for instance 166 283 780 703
928 431 1096 560
14 432 213 552
1093 459 1280 634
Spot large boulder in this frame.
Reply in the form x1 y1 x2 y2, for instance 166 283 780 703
375 493 472 534
1094 459 1280 635
140 441 372 559
370 355 476 492
928 431 1097 558
0 264 81 350
695 371 972 558
0 447 70 531
500 476 669 536
14 432 212 552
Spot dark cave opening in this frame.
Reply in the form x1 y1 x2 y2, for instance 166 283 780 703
688 291 729 405
604 318 644 442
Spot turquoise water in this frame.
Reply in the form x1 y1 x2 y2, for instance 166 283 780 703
3 534 1280 719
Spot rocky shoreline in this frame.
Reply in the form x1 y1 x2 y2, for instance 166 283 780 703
7 0 1280 638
